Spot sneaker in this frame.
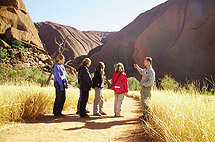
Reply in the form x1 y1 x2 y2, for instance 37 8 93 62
100 111 107 115
93 113 101 116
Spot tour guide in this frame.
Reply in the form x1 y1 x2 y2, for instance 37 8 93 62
134 57 155 121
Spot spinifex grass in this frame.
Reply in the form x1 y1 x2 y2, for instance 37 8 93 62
128 90 215 142
0 85 114 125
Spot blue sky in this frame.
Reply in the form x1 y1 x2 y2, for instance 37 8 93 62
23 0 167 31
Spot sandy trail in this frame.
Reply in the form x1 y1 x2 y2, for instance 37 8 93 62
0 96 151 142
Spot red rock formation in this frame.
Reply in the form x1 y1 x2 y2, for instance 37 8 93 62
90 0 215 83
34 22 115 63
0 0 43 51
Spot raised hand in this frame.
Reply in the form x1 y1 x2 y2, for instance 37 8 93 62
134 64 138 69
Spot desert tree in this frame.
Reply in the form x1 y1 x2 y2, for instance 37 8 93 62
46 35 70 85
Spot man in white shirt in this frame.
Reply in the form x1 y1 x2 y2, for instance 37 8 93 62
134 57 155 121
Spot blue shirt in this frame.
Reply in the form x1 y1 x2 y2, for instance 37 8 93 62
53 63 68 90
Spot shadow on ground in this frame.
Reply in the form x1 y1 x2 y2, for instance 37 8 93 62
26 114 138 130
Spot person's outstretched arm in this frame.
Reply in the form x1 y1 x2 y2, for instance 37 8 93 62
134 64 144 75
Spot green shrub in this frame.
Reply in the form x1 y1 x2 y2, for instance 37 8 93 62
3 49 7 52
66 73 78 87
0 67 48 85
43 63 51 71
11 40 25 49
0 53 6 59
37 50 43 54
211 89 215 95
6 46 12 49
127 77 141 91
160 74 180 91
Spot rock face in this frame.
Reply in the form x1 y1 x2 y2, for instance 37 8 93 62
0 0 76 75
90 0 215 83
0 0 44 51
34 21 115 63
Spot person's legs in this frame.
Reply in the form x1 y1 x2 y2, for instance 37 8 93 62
140 87 152 120
114 94 118 115
59 89 66 114
53 82 62 116
93 88 101 114
99 88 104 113
80 90 89 117
77 89 82 112
116 93 125 116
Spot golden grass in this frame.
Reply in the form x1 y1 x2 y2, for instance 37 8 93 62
0 85 114 125
128 90 215 142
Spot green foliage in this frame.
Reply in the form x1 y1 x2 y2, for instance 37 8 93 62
37 50 43 54
11 40 25 49
127 77 141 91
43 63 51 71
186 82 200 94
6 46 12 49
66 73 78 87
160 74 180 91
0 53 6 59
159 75 215 95
201 86 207 94
3 49 7 52
0 66 48 86
211 89 215 95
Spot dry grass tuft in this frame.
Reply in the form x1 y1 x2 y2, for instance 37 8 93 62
0 85 114 125
128 90 215 142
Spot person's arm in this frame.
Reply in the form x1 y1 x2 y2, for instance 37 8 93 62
63 66 68 86
92 70 101 88
54 65 64 90
80 67 93 88
136 65 144 75
111 73 115 90
122 73 128 93
141 70 155 87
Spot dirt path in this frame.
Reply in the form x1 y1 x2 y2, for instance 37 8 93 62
0 96 151 142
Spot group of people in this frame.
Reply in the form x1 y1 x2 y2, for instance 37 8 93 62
52 54 155 121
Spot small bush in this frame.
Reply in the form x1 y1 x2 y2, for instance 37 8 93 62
11 40 25 49
0 66 48 85
43 63 51 71
0 53 6 59
6 46 12 49
37 50 43 54
127 77 141 91
66 73 78 87
160 74 180 91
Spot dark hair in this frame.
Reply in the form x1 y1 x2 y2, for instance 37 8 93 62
146 57 152 64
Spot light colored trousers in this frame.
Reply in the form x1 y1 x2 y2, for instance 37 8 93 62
114 93 125 115
93 88 104 114
140 87 152 118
